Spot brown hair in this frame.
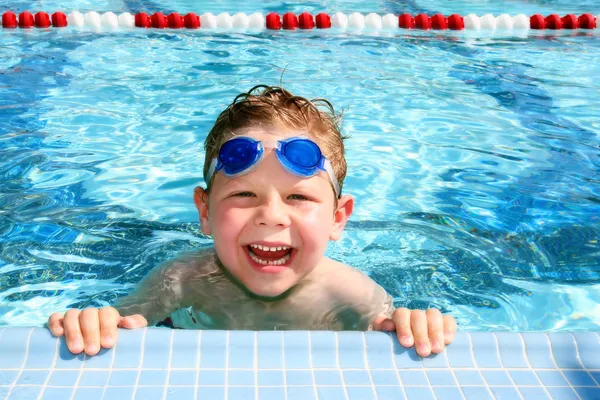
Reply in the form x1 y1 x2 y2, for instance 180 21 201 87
203 85 348 196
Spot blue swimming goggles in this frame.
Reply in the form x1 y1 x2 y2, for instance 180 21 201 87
205 136 340 197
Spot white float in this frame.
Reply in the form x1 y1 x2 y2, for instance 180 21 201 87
201 13 217 29
67 11 84 27
365 13 382 29
331 12 348 29
348 13 365 29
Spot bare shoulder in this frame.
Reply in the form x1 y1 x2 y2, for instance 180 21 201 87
319 257 383 298
158 248 222 283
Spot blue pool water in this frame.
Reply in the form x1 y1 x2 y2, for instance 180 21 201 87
0 0 599 333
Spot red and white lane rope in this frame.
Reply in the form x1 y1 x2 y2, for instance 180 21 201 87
1 11 598 31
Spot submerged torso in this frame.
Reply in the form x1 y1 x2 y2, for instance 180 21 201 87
117 249 394 331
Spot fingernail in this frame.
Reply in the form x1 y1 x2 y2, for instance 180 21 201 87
103 335 113 345
87 344 98 354
418 344 430 355
402 336 412 344
432 340 441 352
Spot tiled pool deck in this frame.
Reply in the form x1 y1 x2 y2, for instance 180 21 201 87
0 328 598 400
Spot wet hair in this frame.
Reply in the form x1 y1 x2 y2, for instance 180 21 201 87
203 85 348 195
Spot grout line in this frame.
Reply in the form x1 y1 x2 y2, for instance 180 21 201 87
254 332 258 400
194 330 201 400
0 366 596 372
40 331 60 400
281 332 288 400
418 343 440 399
467 333 494 398
8 328 34 399
68 341 87 400
544 332 582 400
384 332 409 400
570 332 600 386
335 333 350 400
100 330 118 400
5 383 599 388
224 330 229 400
445 343 466 400
362 333 380 400
130 327 148 400
308 332 318 400
492 332 524 400
520 332 554 400
162 329 175 400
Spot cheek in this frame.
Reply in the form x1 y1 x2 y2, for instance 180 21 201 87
295 206 334 246
210 205 247 238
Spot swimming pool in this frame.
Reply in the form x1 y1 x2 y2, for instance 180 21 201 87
1 0 599 399
1 0 598 331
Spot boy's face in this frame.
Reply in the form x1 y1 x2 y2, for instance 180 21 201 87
194 127 354 298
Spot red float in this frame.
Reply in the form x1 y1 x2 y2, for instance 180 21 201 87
35 12 51 28
315 13 331 28
151 12 168 28
298 12 314 29
448 14 464 30
578 13 596 29
282 12 298 29
414 13 431 30
530 14 546 29
167 12 184 28
52 12 68 27
2 11 18 28
19 11 34 28
184 13 200 29
561 14 578 29
135 12 151 28
266 12 281 30
399 13 415 29
545 14 563 29
431 14 447 30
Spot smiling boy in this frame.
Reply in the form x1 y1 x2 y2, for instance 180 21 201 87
48 85 456 357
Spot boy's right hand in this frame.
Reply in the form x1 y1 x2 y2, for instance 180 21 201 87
48 307 148 356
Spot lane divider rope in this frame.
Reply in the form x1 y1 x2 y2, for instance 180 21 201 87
1 11 598 31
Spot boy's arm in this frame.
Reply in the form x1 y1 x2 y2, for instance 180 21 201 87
326 260 457 356
323 260 395 329
113 262 184 325
114 250 216 325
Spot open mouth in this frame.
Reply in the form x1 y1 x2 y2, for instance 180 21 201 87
246 244 294 266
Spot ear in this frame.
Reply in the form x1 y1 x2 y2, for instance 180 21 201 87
194 186 211 235
329 195 354 241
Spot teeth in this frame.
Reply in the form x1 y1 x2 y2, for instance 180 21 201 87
248 251 291 266
249 244 290 252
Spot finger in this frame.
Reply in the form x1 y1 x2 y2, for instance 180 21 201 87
62 309 84 354
391 308 413 347
410 310 431 357
426 309 445 354
443 315 458 344
47 313 65 337
79 308 101 356
98 307 121 349
372 316 395 331
118 314 148 329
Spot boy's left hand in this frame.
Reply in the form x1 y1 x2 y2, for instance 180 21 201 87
374 308 457 357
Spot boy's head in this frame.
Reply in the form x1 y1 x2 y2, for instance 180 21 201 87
194 85 354 298
203 85 347 195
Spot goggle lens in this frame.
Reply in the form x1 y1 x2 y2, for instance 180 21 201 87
219 138 260 175
282 139 321 169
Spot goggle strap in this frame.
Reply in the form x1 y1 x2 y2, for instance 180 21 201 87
205 158 219 184
323 159 341 198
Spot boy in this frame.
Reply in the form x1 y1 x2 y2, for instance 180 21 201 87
48 85 457 358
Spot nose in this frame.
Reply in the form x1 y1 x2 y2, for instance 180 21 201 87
254 195 291 228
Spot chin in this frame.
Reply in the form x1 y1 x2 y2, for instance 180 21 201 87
246 281 293 299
